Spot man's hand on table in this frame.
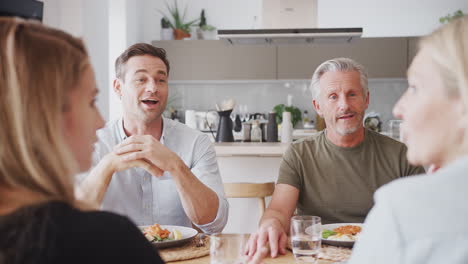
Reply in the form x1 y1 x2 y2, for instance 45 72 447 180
247 245 269 264
246 218 288 258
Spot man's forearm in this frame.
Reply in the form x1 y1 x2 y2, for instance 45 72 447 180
170 161 219 225
77 156 115 206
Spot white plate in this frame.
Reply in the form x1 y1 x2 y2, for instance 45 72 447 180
321 223 363 248
139 224 198 249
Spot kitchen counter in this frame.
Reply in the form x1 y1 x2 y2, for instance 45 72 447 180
214 142 290 157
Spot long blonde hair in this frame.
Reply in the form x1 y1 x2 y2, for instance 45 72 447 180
0 17 89 207
419 16 468 148
420 16 468 108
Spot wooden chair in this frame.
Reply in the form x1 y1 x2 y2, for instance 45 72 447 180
223 182 275 216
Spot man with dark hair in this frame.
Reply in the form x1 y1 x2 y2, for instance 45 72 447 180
77 43 228 234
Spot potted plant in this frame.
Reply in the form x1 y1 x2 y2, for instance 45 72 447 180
439 10 464 24
160 0 199 40
160 17 173 40
272 104 302 128
199 9 217 40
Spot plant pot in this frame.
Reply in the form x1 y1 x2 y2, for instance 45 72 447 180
173 29 190 40
160 28 173 40
201 30 217 40
196 28 203 40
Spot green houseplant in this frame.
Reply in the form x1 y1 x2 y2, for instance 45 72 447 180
160 0 199 40
273 104 302 128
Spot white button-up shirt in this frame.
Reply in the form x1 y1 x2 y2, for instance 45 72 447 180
77 117 228 234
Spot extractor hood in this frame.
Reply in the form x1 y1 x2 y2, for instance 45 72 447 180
217 28 363 45
217 0 362 45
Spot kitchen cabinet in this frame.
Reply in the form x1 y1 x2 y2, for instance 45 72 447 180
152 37 412 80
278 37 408 79
151 40 276 80
407 37 420 68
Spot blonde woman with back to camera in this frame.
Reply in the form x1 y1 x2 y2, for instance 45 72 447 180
348 16 468 264
0 17 166 263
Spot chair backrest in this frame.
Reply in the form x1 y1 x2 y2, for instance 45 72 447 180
223 182 275 215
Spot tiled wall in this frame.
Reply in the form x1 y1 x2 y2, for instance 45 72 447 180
167 78 407 131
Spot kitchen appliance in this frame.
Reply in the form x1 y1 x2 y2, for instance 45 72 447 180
218 28 363 45
215 109 234 142
185 110 197 130
195 111 217 131
364 112 382 132
218 0 361 45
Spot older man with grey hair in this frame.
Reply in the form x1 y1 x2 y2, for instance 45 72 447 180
246 57 425 258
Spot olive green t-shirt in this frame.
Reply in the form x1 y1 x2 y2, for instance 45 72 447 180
277 129 425 224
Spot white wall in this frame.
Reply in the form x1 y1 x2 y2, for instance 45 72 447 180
82 0 110 120
139 0 468 42
41 0 83 36
318 0 468 37
41 0 111 120
140 0 262 43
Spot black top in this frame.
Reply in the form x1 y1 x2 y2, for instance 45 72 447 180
0 201 165 264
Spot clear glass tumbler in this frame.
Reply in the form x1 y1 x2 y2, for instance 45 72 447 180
210 233 248 264
290 216 322 264
389 120 403 141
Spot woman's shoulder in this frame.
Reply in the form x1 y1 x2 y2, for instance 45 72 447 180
1 201 163 264
379 155 468 199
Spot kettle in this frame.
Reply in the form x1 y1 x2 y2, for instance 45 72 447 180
215 109 234 142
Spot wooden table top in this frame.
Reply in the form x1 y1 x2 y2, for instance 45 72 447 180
171 251 334 264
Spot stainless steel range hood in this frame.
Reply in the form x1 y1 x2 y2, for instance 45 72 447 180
217 28 363 45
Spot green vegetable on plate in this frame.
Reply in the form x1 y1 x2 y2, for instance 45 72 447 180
322 229 336 239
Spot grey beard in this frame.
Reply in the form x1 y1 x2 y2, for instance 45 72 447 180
337 126 359 135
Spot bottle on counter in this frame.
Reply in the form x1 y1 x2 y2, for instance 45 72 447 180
281 111 293 143
234 114 242 132
250 120 263 142
266 112 278 142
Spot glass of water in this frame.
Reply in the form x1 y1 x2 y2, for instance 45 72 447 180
290 215 322 264
210 233 248 264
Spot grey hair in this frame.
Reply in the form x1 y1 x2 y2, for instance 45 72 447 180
309 58 369 100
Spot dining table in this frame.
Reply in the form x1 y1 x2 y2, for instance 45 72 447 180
171 251 334 264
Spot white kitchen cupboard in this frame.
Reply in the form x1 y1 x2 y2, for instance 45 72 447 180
151 40 276 80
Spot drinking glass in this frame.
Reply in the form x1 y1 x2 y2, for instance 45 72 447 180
210 233 248 264
290 216 322 264
389 120 403 141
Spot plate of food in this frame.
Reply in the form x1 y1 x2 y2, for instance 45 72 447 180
321 223 363 247
139 224 198 249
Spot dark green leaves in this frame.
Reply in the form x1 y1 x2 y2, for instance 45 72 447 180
273 104 302 127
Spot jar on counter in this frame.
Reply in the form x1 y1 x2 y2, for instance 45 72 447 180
250 120 262 142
